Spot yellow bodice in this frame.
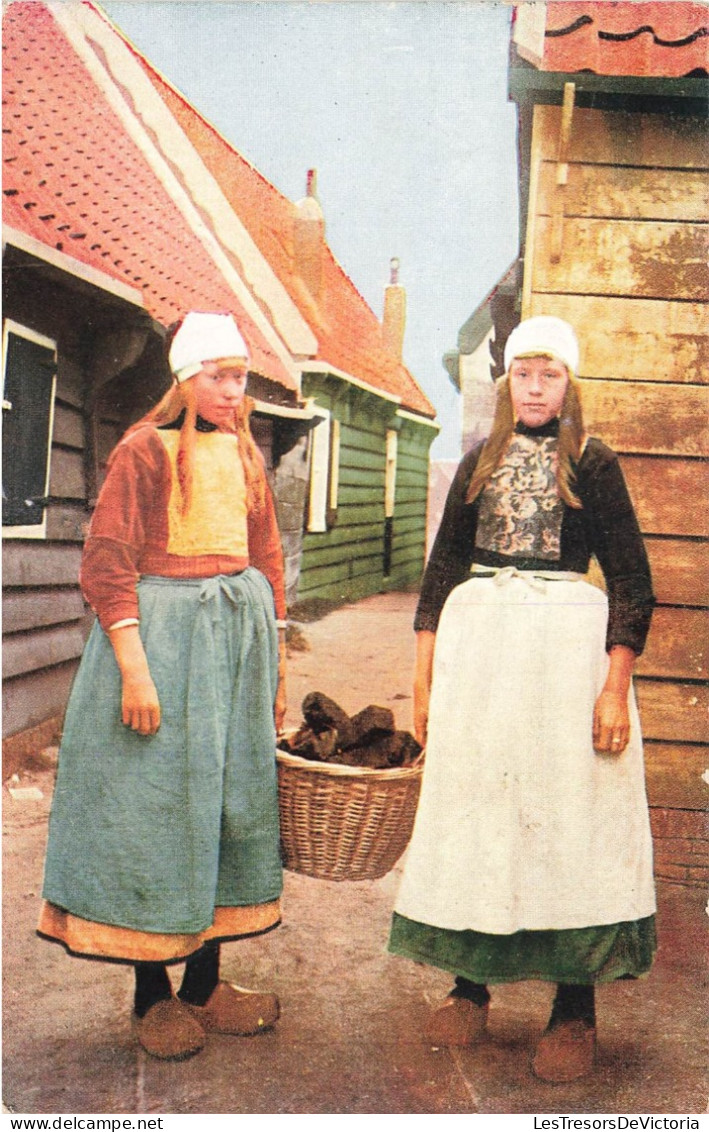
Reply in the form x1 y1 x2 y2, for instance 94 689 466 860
159 430 249 558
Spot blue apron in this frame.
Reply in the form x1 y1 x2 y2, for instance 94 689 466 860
42 568 282 935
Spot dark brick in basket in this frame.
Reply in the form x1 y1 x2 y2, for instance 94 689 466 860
281 693 421 768
276 692 424 880
301 691 355 749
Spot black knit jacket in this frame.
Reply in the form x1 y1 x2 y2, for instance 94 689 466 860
415 428 656 655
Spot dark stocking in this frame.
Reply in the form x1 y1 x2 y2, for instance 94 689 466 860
133 963 172 1018
451 976 490 1008
177 941 220 1007
549 983 596 1029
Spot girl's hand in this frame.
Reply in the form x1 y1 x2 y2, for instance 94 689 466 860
593 644 636 756
593 690 629 755
413 677 430 748
121 672 161 736
108 624 160 736
274 672 287 734
274 630 287 734
413 630 436 748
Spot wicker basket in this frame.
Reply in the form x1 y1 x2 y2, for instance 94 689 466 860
276 742 424 882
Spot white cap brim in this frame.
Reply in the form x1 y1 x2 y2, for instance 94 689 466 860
169 312 249 382
504 316 579 375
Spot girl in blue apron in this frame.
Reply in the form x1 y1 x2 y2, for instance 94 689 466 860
39 312 288 1061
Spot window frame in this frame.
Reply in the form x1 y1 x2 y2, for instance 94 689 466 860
327 416 340 526
306 408 330 533
2 319 58 540
306 408 341 533
384 427 398 520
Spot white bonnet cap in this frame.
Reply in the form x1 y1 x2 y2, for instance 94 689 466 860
169 312 249 383
504 316 579 375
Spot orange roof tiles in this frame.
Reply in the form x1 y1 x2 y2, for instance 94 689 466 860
2 1 296 390
539 2 708 77
120 26 435 418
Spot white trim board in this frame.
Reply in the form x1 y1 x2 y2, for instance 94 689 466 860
396 407 440 430
301 361 402 406
4 227 145 308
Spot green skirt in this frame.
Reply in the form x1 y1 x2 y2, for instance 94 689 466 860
389 911 657 985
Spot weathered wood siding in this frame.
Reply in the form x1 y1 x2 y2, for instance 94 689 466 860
3 289 92 748
2 537 88 737
2 273 166 756
253 412 311 610
387 417 433 591
297 375 434 604
524 102 708 825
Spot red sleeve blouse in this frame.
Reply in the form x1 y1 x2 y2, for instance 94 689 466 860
80 423 286 631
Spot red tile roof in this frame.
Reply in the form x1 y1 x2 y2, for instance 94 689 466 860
538 2 708 77
115 19 435 418
2 1 296 390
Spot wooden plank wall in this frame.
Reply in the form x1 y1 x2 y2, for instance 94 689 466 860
297 376 432 605
2 539 87 740
524 104 708 851
297 378 389 604
3 348 91 744
388 419 434 591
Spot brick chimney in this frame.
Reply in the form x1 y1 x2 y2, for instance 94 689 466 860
294 168 325 300
382 257 406 361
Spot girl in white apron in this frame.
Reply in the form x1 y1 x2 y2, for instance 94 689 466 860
389 316 656 1082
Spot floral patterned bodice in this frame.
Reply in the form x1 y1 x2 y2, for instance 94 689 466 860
474 434 564 560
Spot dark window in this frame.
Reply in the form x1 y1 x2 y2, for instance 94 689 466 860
2 323 57 531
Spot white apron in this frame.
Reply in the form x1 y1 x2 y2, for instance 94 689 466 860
395 570 656 935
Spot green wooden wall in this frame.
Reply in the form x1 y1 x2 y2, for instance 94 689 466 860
389 417 433 590
296 372 436 604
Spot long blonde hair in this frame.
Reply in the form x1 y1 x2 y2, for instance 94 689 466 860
464 373 585 509
126 379 267 516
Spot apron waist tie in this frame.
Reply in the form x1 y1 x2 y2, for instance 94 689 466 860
470 564 584 593
197 573 248 608
138 572 251 625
